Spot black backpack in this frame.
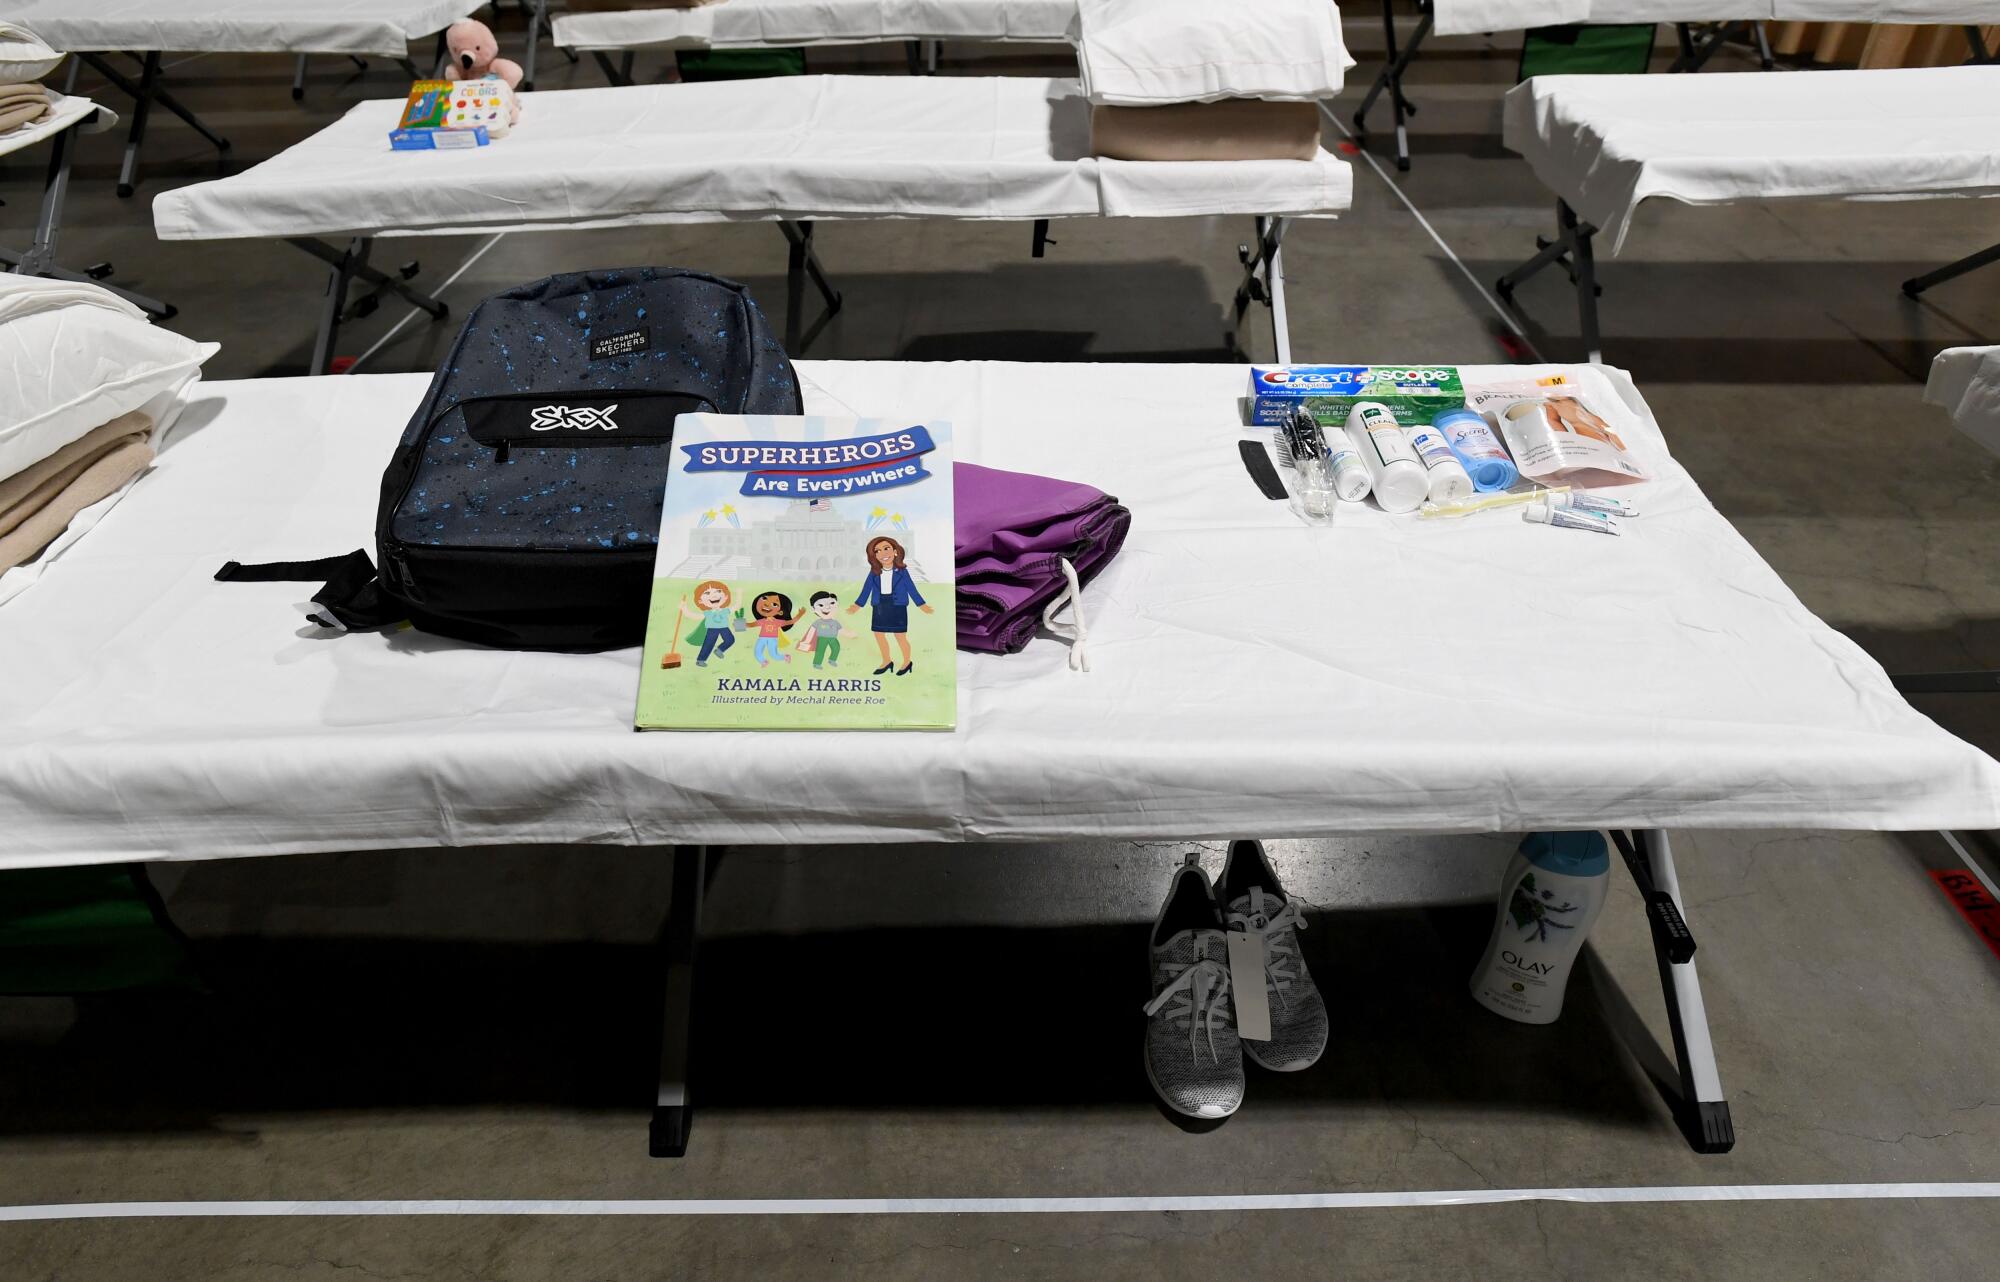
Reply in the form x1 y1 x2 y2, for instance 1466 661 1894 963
220 268 802 650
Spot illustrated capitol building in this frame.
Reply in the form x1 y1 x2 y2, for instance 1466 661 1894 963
670 499 924 581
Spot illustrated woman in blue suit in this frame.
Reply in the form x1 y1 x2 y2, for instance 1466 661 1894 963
849 534 932 675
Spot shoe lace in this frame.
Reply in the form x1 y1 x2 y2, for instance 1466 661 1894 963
1143 938 1234 1064
1227 888 1306 1013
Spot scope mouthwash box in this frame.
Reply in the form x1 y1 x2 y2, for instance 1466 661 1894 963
1250 365 1464 427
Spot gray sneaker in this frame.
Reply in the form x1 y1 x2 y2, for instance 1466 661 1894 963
1220 840 1328 1073
1143 855 1243 1120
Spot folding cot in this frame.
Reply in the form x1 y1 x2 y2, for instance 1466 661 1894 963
5 358 1997 1156
1493 64 2000 360
4 0 568 195
0 92 172 316
1353 1 2000 170
150 75 1355 368
553 0 1079 83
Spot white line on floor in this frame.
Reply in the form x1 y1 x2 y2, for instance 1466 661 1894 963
344 234 507 374
7 1184 2000 1222
1318 104 1541 361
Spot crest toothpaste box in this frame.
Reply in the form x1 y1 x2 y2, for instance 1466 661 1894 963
1249 365 1464 426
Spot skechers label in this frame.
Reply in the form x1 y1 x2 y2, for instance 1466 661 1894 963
589 327 650 360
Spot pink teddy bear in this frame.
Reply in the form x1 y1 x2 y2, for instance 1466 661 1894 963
444 19 525 92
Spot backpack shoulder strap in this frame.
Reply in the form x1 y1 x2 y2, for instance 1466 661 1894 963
213 549 403 632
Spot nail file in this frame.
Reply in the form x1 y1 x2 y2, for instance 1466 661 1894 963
1238 439 1288 500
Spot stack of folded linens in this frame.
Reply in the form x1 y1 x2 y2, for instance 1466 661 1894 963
954 462 1131 655
0 80 51 134
0 21 61 136
0 276 216 595
1074 0 1350 162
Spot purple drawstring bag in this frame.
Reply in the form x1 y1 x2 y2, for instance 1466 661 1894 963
953 462 1131 655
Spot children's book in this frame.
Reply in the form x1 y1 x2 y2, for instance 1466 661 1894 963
635 414 957 731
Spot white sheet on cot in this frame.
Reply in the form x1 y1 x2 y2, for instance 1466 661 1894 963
3 361 1997 868
1927 346 2000 460
1500 64 2000 255
554 0 1079 50
150 77 1355 242
7 0 482 58
1430 0 2000 37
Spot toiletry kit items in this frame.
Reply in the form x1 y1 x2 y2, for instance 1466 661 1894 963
1246 364 1647 527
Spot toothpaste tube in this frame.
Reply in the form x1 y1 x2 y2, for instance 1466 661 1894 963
1552 491 1637 518
1524 503 1620 535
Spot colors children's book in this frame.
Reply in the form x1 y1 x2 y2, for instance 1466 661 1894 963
635 414 957 731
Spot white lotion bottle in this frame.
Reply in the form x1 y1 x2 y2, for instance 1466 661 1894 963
1344 402 1428 514
1469 831 1610 1024
1405 421 1475 503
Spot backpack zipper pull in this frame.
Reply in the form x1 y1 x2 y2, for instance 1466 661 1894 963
495 438 511 464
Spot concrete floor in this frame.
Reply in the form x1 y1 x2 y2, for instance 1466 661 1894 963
5 11 2000 1279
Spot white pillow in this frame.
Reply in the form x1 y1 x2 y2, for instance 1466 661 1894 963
0 274 218 483
0 23 63 86
1071 0 1353 106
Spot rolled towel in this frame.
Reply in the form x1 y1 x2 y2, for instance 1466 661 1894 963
0 411 154 572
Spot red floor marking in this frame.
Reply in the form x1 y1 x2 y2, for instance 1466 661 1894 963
1930 869 2000 961
329 356 358 375
1336 141 1360 155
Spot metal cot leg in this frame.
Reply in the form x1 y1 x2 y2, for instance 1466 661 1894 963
1353 0 1431 171
1495 199 1604 364
1902 242 2000 297
5 118 175 317
288 237 450 375
1230 216 1291 363
78 51 232 197
1623 830 1734 1154
292 54 309 101
650 844 707 1158
776 220 843 354
115 51 160 198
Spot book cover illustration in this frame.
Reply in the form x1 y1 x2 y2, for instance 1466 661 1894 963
635 414 957 731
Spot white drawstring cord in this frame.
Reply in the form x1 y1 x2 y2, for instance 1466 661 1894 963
1040 556 1090 672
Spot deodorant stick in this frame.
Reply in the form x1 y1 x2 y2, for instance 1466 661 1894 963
1433 408 1518 492
1405 421 1475 503
1344 402 1428 514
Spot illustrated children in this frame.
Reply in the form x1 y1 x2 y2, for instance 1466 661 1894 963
795 591 843 668
747 590 798 667
849 535 932 676
685 580 738 667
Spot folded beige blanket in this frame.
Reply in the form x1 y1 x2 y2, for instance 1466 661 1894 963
0 79 49 134
1090 98 1321 162
0 411 154 573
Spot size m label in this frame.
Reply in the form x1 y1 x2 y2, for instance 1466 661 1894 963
589 327 651 361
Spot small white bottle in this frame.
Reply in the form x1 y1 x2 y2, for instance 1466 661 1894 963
1404 421 1475 503
1344 402 1428 514
1469 832 1610 1025
1323 436 1374 503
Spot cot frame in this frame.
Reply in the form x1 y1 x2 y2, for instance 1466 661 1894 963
648 828 1733 1158
60 3 571 197
1496 197 2000 364
0 107 175 318
1354 14 1993 171
285 214 1292 373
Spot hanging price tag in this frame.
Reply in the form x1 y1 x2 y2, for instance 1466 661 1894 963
1227 931 1271 1041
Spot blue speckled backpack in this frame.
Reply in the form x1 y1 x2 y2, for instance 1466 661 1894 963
224 269 802 650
